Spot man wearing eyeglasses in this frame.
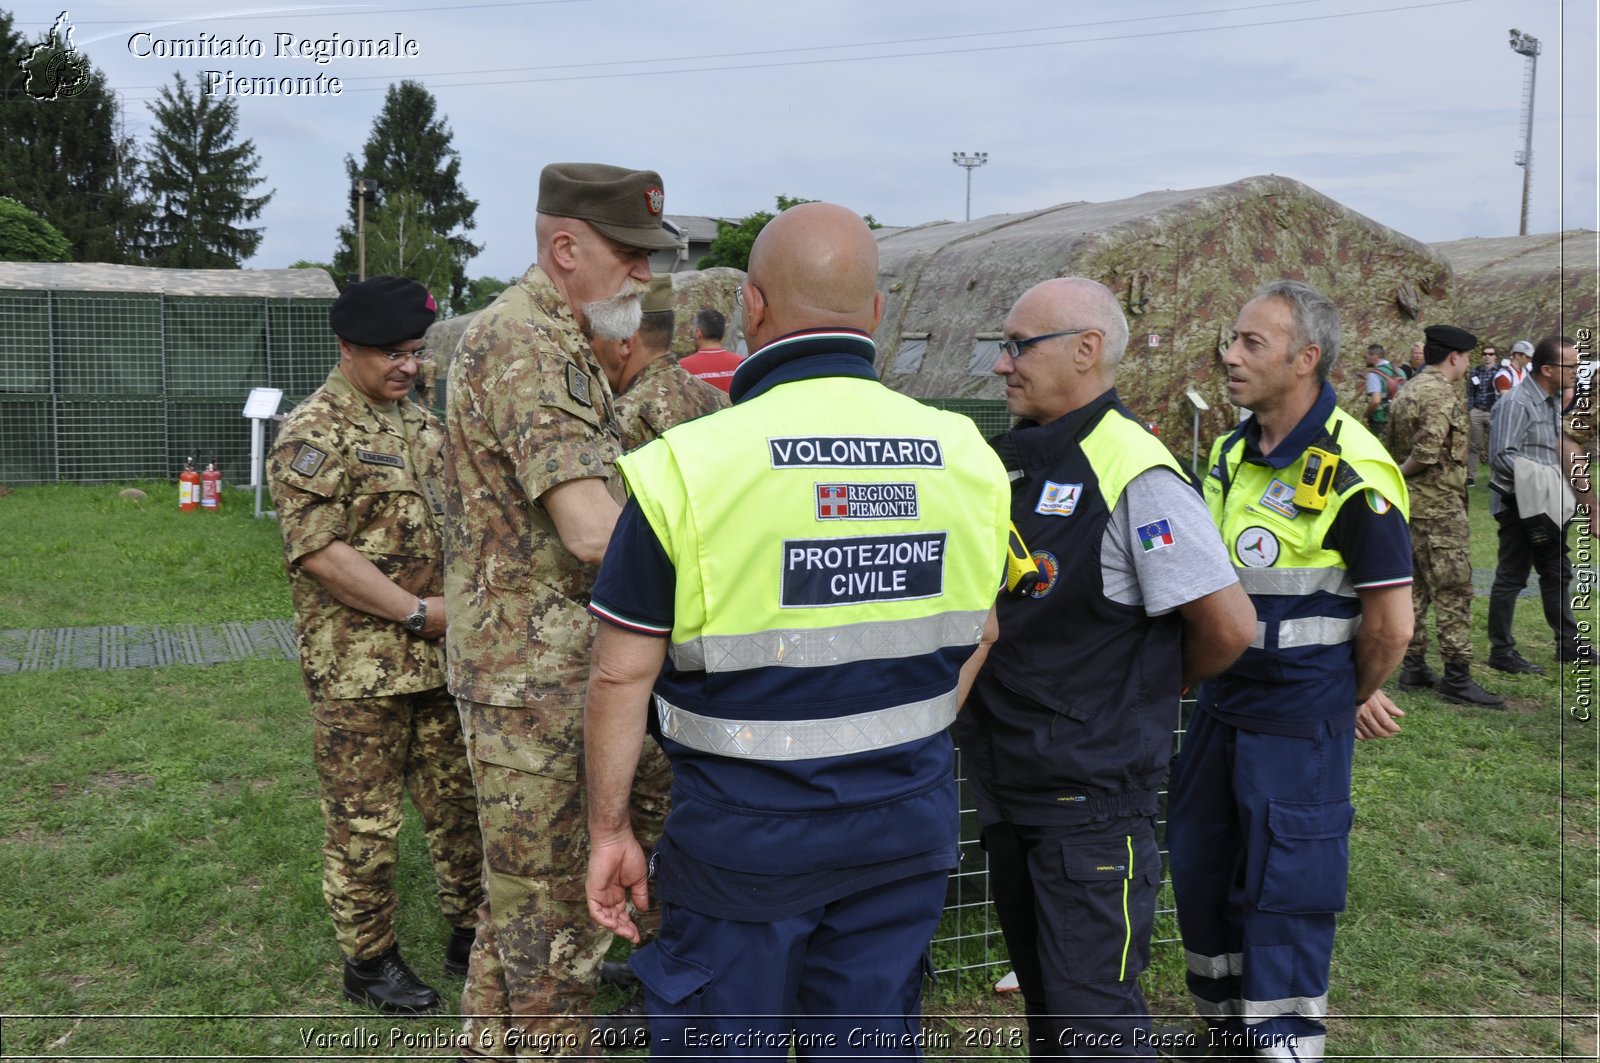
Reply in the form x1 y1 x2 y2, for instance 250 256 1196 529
442 162 679 1055
952 278 1255 1059
267 275 483 1016
1487 334 1595 671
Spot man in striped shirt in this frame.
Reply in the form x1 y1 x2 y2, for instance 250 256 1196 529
1486 335 1594 672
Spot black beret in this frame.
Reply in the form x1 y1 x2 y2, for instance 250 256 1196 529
329 276 437 347
538 162 678 251
1423 324 1477 353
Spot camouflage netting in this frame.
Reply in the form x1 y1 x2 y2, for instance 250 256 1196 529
871 175 1454 447
1430 230 1598 346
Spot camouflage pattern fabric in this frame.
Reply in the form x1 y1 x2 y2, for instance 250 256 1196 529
614 354 729 451
443 264 623 705
268 364 449 699
267 364 481 960
457 698 672 1057
1387 365 1474 664
313 690 482 960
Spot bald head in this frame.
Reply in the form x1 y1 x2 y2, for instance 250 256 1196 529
744 202 883 347
1013 278 1129 367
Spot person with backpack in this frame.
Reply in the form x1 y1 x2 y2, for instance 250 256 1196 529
1364 343 1404 430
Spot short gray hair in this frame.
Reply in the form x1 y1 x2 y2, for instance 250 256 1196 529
1256 279 1340 383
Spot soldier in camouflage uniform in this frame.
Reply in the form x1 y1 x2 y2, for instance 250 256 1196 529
1387 324 1505 706
266 276 484 1015
443 164 678 1057
592 276 728 451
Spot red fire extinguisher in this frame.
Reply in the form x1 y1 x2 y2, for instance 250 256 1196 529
179 455 200 512
201 456 222 513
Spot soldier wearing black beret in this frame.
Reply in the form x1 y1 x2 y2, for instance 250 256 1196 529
1389 321 1505 706
268 273 485 1015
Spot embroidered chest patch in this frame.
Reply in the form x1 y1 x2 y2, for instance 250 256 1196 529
1235 526 1280 568
355 448 405 469
1260 478 1300 519
1036 480 1082 517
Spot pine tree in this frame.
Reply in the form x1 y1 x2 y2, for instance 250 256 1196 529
334 80 480 306
0 9 147 262
143 73 273 268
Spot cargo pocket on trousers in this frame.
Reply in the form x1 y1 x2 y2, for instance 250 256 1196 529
1055 835 1162 982
1258 799 1354 914
630 941 712 1015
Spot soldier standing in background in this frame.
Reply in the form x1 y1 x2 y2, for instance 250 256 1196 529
443 162 678 1055
1388 325 1505 707
594 276 728 451
267 276 483 1015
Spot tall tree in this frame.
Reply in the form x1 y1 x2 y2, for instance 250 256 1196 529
697 196 881 271
362 190 453 301
0 9 147 262
143 73 273 268
335 80 480 306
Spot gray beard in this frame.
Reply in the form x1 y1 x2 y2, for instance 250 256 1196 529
585 292 643 341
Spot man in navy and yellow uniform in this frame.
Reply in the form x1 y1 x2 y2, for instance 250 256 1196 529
1167 280 1414 1062
582 202 1012 1055
953 278 1256 1060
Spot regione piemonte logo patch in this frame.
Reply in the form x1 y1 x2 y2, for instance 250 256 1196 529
815 483 919 520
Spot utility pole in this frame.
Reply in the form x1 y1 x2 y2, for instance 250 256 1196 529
1508 29 1540 237
350 177 381 280
951 151 988 222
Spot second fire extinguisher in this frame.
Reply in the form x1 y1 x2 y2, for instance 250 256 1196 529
201 456 223 512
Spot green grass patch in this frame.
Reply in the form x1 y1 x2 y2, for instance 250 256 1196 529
0 481 1595 1059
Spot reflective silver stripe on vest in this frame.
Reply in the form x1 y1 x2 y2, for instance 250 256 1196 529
1185 949 1243 980
1243 992 1328 1024
1248 616 1361 650
1192 994 1243 1021
1236 566 1355 598
669 610 989 673
655 688 959 761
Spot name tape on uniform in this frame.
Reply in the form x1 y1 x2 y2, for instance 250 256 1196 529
770 436 944 469
781 533 947 607
355 448 405 468
815 482 919 520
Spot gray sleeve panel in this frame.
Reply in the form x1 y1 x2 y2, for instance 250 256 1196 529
1102 468 1240 616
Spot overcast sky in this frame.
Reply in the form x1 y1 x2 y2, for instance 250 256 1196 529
21 0 1599 284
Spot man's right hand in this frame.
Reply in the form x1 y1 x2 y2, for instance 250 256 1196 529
586 831 649 943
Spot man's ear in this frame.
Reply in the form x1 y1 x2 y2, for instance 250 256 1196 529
548 229 580 272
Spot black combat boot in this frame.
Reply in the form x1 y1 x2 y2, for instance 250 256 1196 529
444 924 475 976
1397 655 1438 690
343 944 440 1014
1436 663 1506 708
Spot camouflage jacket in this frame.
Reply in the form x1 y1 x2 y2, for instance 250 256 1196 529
267 365 448 699
443 264 623 706
1387 364 1468 519
615 354 730 451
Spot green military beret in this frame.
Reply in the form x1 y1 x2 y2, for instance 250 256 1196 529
537 162 678 252
641 275 674 315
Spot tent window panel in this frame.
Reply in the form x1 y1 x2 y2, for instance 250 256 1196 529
895 336 929 374
968 339 1002 376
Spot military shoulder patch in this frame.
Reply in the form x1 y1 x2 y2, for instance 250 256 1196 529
566 363 592 407
290 444 327 477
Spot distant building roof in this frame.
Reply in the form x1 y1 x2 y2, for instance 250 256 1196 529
0 262 340 298
664 215 732 243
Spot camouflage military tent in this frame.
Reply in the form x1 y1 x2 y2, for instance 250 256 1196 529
1429 230 1598 347
872 175 1453 446
0 262 339 485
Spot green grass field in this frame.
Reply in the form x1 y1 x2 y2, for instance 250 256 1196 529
0 479 1594 1059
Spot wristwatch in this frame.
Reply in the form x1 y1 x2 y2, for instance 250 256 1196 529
402 599 427 634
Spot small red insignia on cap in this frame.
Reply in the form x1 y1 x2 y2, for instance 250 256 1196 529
425 291 437 312
645 187 664 216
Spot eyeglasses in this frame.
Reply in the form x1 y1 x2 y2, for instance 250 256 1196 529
997 328 1089 360
374 346 433 364
734 283 767 310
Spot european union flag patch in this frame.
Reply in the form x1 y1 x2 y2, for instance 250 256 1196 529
1136 518 1175 552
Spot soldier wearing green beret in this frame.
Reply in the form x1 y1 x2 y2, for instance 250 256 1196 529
592 275 729 451
442 162 678 1055
267 276 484 1015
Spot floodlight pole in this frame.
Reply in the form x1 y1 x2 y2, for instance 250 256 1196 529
351 177 381 280
1508 29 1540 237
952 151 988 222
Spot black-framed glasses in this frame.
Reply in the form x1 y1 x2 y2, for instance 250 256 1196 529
375 346 434 364
998 328 1089 360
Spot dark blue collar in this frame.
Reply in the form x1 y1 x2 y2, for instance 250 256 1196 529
1239 382 1339 470
729 329 878 403
994 389 1121 470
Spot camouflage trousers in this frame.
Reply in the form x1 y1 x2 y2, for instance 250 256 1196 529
1408 517 1475 665
311 688 483 961
457 696 672 1059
